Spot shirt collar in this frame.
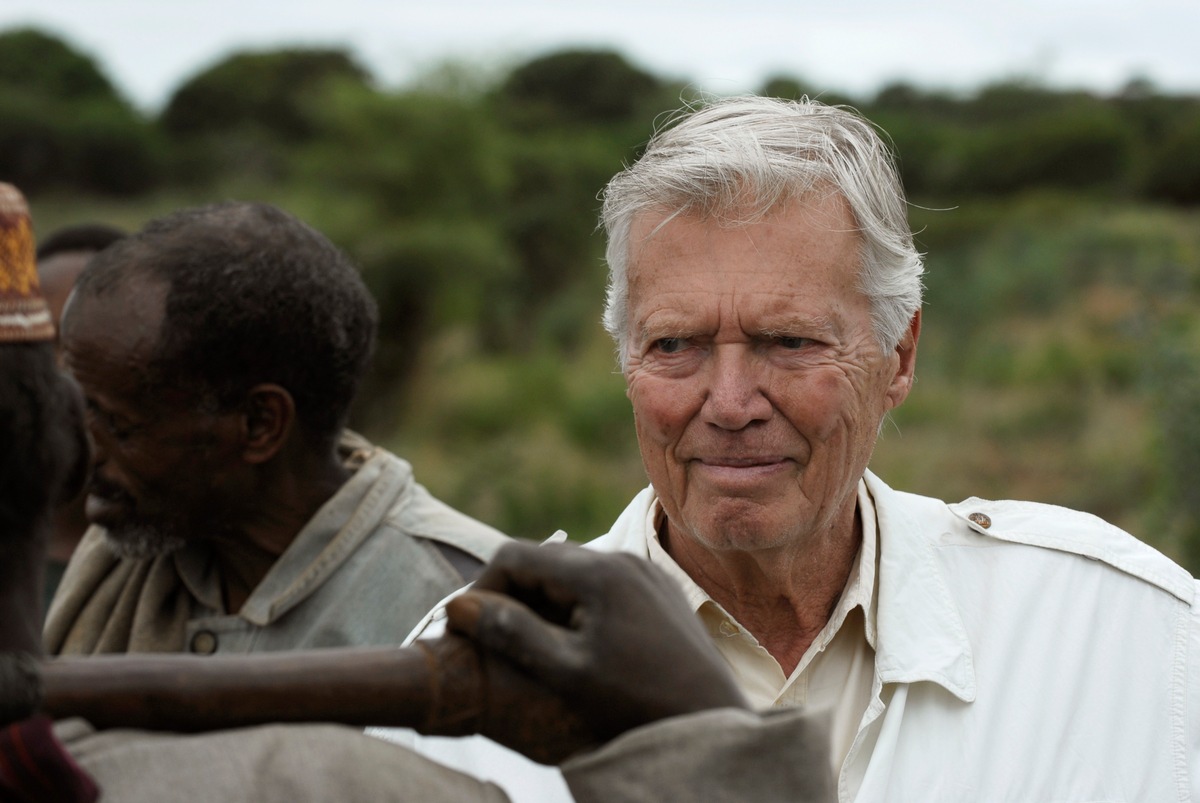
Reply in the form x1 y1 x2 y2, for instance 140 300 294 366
865 470 976 702
643 480 881 653
633 472 976 703
175 431 411 625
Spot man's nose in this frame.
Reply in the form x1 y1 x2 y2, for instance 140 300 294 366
700 346 772 430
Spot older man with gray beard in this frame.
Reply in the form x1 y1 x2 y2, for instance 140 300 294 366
45 201 509 656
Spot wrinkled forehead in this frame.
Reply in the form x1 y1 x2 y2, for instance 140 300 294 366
60 276 170 389
626 192 860 277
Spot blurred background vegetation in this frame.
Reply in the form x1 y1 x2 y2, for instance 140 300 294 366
5 26 1199 569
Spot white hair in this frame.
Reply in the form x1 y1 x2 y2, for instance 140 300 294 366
600 95 924 367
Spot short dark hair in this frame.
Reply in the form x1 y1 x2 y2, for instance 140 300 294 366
0 343 87 541
71 202 378 444
35 223 126 261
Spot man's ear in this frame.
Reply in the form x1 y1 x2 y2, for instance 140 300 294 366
885 310 921 411
240 384 295 465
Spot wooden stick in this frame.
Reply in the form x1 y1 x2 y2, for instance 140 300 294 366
38 637 486 735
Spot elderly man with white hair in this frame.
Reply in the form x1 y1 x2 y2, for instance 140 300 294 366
398 95 1200 802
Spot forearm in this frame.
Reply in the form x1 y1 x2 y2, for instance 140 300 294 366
38 639 486 734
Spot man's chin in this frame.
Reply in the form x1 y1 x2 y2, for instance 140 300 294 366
101 524 187 560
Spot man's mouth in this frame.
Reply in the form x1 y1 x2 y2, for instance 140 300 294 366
691 456 792 486
84 479 135 527
700 456 787 468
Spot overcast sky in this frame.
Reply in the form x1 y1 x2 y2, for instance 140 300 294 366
2 0 1197 112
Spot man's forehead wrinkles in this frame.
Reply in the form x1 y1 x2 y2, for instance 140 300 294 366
636 303 838 340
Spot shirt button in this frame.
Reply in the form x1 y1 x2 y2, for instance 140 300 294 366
719 621 738 637
190 630 218 655
968 512 992 529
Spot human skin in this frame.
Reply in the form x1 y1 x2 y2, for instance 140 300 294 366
445 540 750 764
58 268 354 613
621 192 919 673
59 277 246 549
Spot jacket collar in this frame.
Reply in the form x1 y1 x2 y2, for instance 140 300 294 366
237 432 411 625
866 470 976 702
593 474 978 702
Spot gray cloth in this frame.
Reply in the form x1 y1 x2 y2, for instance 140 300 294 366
45 432 510 655
563 707 834 803
53 708 830 802
56 718 510 803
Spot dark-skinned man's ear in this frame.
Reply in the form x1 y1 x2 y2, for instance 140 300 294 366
240 384 295 464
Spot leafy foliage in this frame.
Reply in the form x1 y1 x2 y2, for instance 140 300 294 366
0 28 121 101
157 48 373 184
1142 113 1200 204
497 49 666 125
0 28 160 194
161 48 372 141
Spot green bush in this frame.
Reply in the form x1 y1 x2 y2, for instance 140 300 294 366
0 27 121 101
161 48 372 141
952 107 1135 195
299 86 510 218
1142 114 1200 205
498 49 665 125
0 28 160 194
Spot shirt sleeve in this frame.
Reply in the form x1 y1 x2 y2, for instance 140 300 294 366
561 707 835 803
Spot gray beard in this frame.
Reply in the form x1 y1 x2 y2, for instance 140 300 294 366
101 524 187 560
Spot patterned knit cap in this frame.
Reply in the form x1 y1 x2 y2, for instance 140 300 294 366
0 183 54 342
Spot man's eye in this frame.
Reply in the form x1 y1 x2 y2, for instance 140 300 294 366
655 338 687 354
776 336 812 349
86 403 134 441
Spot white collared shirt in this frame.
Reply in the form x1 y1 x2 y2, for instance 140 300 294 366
381 470 1200 801
587 470 1200 801
642 483 878 780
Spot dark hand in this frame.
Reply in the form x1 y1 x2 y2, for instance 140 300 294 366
444 540 747 764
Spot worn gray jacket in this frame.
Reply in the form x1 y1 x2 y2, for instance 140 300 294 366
45 432 509 655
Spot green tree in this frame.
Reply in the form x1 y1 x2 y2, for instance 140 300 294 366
161 48 372 141
0 27 121 101
290 85 522 422
1142 114 1200 205
950 106 1136 195
497 49 665 125
0 27 159 194
158 48 374 184
760 74 856 108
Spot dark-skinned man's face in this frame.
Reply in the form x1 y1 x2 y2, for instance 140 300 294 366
59 275 245 558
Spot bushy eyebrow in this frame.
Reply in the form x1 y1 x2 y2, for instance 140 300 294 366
635 312 841 344
758 313 838 339
632 314 697 345
83 391 151 428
